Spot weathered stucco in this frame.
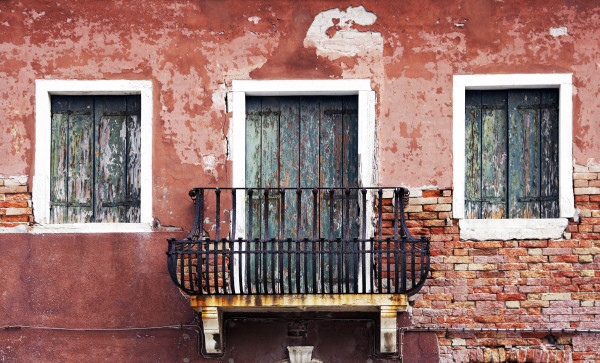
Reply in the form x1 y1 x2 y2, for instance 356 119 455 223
1 1 599 225
1 1 600 361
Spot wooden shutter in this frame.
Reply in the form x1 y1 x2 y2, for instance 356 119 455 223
50 96 94 223
508 89 559 218
95 96 141 223
465 89 559 219
50 95 141 224
245 96 358 292
465 91 508 219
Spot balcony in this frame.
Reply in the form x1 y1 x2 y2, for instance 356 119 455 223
167 187 430 354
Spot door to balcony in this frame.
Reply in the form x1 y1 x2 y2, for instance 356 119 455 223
245 96 359 293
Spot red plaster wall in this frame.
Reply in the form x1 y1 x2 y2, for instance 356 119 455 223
1 1 600 361
1 0 599 226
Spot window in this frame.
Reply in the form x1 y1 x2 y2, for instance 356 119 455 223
465 89 559 219
33 80 153 233
453 74 573 240
228 79 376 292
50 95 141 223
244 96 360 290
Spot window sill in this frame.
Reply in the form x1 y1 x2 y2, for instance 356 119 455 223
459 218 569 241
30 223 153 234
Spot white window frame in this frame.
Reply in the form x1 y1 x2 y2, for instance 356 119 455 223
228 79 377 292
32 80 153 233
453 73 574 240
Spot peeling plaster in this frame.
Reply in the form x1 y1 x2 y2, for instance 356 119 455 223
248 16 261 24
550 26 568 37
304 5 383 60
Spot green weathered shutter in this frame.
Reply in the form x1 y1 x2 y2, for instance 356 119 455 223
95 95 141 223
50 95 141 224
465 91 508 219
508 89 559 218
245 96 358 292
465 89 559 219
50 96 94 223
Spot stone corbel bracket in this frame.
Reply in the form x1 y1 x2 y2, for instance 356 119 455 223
194 294 407 355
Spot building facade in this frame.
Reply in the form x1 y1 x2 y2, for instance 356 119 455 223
1 1 599 361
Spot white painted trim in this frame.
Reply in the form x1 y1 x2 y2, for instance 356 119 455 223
459 218 568 241
32 79 153 233
229 79 376 292
452 73 573 240
30 223 153 234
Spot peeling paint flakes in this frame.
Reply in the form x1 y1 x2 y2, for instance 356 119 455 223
550 27 568 37
248 16 261 25
304 6 383 60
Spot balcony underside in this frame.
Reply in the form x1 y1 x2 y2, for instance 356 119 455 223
190 293 407 311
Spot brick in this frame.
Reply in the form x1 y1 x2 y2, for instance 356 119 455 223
5 193 31 201
423 204 451 212
423 219 445 227
580 270 595 277
498 293 526 301
0 201 28 208
517 240 546 248
518 256 547 263
409 212 437 220
499 263 526 270
590 180 600 187
549 255 578 263
454 264 468 271
575 195 590 202
437 197 453 204
422 190 441 198
542 248 572 255
573 173 598 180
574 179 589 187
1 215 29 222
467 263 497 271
0 186 28 194
475 315 505 323
474 241 503 249
520 300 549 308
4 207 32 216
590 195 600 202
499 248 527 256
410 197 438 205
548 239 580 247
573 247 600 255
541 293 571 300
445 256 472 264
437 212 452 219
505 301 520 309
404 205 422 213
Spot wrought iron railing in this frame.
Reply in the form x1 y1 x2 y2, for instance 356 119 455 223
167 187 430 297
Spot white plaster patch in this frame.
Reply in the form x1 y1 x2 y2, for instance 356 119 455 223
202 154 218 179
550 27 568 37
304 5 383 60
248 16 261 24
0 175 28 185
211 84 227 110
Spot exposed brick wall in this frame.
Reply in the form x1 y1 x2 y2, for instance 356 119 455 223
402 163 600 362
0 176 32 229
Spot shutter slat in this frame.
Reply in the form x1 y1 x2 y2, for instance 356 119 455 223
96 96 128 222
465 91 483 219
509 90 541 218
67 112 94 223
50 113 69 223
539 89 559 218
481 91 507 219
